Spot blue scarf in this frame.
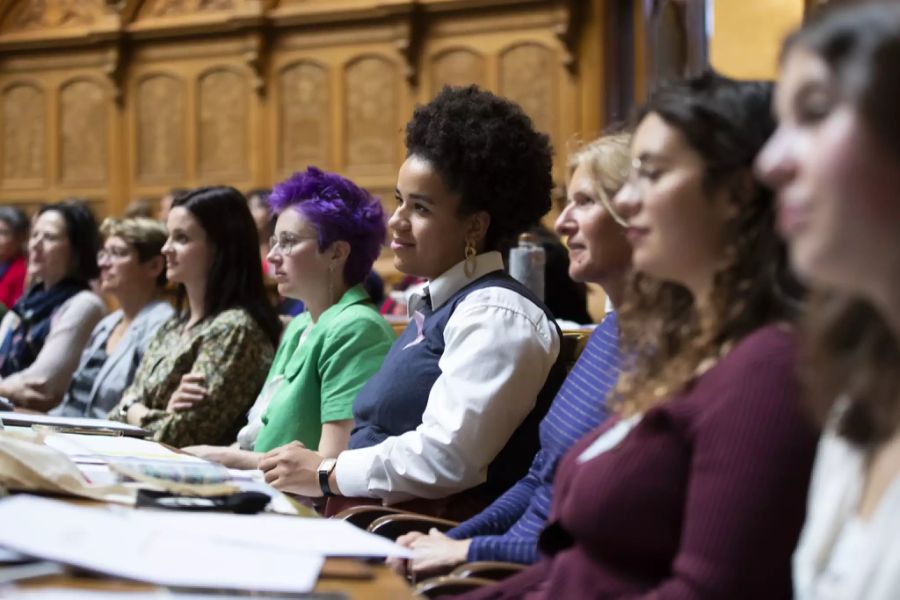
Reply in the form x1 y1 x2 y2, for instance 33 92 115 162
0 279 87 377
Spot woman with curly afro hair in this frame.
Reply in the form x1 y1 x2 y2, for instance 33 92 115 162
260 85 566 519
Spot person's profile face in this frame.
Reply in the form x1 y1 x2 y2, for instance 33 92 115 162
756 46 900 297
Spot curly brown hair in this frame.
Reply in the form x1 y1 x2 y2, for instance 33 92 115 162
611 73 804 417
786 0 900 445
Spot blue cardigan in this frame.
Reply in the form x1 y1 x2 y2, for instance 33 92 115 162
446 313 620 563
51 301 174 418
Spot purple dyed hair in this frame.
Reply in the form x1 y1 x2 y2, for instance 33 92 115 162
268 166 386 286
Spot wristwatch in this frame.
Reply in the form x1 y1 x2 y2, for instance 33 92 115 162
317 457 338 497
117 397 138 420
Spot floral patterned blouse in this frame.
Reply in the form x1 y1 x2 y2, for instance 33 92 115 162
109 308 275 447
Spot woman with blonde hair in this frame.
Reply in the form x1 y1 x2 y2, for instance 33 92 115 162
52 217 173 418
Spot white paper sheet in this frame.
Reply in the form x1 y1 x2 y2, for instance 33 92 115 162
0 496 410 593
0 413 147 436
0 497 324 594
42 434 207 465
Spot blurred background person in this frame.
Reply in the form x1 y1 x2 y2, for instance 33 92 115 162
245 188 275 276
109 187 281 447
51 217 173 418
0 200 105 410
155 187 188 224
0 207 29 311
756 2 900 597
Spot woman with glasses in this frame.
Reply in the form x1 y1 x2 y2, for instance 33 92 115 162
51 218 173 418
0 200 106 411
108 187 281 447
181 168 394 468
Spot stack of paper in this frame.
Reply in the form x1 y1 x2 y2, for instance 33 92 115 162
0 496 411 594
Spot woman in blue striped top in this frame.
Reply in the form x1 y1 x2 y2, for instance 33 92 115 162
391 132 633 572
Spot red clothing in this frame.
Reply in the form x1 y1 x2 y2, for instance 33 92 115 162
461 325 818 600
0 255 26 309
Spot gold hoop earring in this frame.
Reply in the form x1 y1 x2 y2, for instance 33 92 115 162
463 240 477 278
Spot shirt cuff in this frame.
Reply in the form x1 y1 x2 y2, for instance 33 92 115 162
335 447 377 498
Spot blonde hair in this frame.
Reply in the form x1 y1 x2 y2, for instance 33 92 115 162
100 217 168 286
567 133 632 224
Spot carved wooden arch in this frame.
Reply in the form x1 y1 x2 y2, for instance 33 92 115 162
497 41 556 139
343 54 398 172
428 46 487 94
277 59 331 174
1 80 48 183
58 76 110 185
134 72 186 182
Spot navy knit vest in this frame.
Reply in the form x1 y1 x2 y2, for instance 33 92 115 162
349 270 566 501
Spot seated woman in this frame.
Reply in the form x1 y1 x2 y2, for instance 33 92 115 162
259 85 565 519
0 201 106 411
51 217 173 418
181 167 395 468
756 3 900 597
392 133 633 572
109 187 281 447
460 73 818 599
0 207 29 310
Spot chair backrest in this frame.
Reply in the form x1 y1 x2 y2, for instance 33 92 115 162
559 329 590 373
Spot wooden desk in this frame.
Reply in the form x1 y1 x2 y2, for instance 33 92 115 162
17 558 414 598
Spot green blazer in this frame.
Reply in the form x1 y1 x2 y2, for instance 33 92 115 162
253 285 395 453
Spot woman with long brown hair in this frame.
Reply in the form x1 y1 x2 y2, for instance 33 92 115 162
461 72 816 599
756 2 900 597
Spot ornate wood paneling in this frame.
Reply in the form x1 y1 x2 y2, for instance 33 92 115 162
59 79 108 185
278 61 330 175
344 55 397 173
198 68 247 177
430 47 486 94
3 0 109 32
136 74 186 182
2 82 46 184
142 0 237 19
499 42 556 139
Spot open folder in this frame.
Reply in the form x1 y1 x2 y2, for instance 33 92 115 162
0 412 149 437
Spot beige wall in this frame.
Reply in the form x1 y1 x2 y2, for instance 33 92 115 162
709 0 804 80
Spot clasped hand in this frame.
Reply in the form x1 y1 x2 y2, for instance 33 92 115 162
387 528 472 576
166 373 208 413
258 441 323 497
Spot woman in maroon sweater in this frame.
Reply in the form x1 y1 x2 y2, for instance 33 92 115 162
460 73 818 599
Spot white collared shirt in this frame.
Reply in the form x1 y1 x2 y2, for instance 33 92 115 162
335 251 560 503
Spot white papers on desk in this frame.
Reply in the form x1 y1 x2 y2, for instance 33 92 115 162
0 496 410 593
42 434 207 465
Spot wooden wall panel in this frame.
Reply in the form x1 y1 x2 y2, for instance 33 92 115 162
430 48 487 93
198 68 248 178
2 82 46 186
499 42 557 146
278 61 331 177
136 74 186 183
344 55 398 176
59 79 108 186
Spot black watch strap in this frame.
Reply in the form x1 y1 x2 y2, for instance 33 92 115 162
317 458 338 497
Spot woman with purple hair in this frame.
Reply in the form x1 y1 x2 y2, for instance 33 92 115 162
183 167 395 469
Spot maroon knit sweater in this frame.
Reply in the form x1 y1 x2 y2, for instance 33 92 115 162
460 324 818 599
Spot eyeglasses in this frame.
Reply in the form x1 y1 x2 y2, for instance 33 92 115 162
269 233 317 256
97 246 133 262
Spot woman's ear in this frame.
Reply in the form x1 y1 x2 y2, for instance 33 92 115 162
330 240 351 264
466 211 491 249
144 255 165 281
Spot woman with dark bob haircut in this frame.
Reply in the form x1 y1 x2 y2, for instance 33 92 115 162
756 2 900 597
260 85 566 519
109 187 280 447
460 72 817 599
0 200 105 410
181 168 395 469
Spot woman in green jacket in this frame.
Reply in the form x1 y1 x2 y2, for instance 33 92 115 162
183 167 394 468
